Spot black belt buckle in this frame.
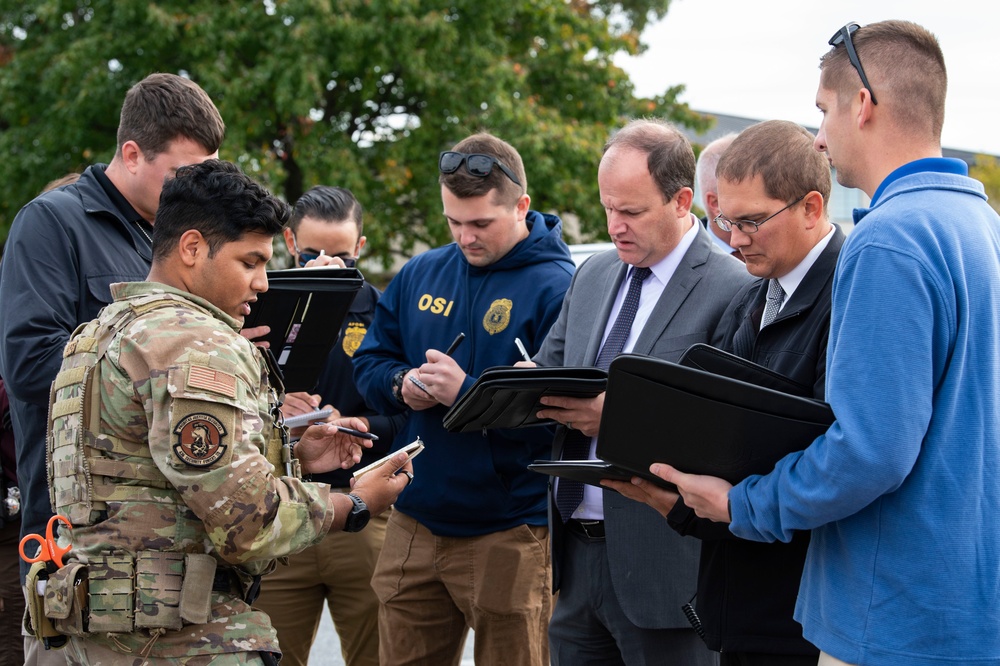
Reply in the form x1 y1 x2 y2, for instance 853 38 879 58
569 519 605 540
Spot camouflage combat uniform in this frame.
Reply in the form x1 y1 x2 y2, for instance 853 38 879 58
44 282 339 662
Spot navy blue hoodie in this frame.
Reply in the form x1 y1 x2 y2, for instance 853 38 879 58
354 211 574 536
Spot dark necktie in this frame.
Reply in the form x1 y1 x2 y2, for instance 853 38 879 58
556 266 652 522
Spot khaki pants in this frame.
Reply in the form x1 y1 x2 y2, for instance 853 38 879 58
372 511 551 666
254 507 388 666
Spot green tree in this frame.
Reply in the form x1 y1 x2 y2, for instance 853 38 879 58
971 155 1000 214
0 0 708 264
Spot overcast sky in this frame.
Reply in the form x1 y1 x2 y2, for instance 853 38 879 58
618 0 1000 156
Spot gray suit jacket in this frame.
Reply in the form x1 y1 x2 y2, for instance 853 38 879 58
535 224 753 629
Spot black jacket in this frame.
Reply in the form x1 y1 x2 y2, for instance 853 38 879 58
0 164 152 579
307 281 405 488
668 227 845 655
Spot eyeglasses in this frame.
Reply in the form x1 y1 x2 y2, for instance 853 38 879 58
715 195 807 235
439 151 522 187
828 22 878 105
291 233 357 268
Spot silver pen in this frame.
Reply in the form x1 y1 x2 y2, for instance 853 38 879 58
514 337 532 363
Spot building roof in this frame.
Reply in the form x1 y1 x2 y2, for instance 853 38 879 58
683 110 994 166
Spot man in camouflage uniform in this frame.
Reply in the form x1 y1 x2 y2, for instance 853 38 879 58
43 160 412 665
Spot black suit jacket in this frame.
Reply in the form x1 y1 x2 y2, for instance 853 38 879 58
668 226 844 653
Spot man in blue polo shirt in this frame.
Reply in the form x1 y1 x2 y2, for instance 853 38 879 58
641 20 1000 666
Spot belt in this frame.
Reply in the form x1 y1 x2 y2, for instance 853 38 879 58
567 519 605 540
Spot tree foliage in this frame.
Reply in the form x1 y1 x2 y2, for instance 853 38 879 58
970 156 1000 214
0 0 708 264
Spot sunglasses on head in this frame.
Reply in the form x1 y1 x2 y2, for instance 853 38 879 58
828 22 878 105
439 151 522 187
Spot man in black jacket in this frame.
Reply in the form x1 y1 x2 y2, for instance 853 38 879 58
607 119 843 666
0 73 226 666
256 185 405 666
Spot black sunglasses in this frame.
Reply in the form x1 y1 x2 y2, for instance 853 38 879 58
439 151 522 187
828 22 878 105
297 252 356 268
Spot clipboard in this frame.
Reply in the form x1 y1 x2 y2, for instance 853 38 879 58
530 353 834 488
442 366 608 433
243 267 363 392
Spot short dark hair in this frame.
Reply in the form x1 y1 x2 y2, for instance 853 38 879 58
152 160 288 261
117 73 225 158
717 120 832 206
820 21 946 141
439 132 526 207
289 186 364 236
604 119 696 202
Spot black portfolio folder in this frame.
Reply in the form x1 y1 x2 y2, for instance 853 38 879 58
442 366 608 433
529 352 834 489
678 343 811 397
243 267 363 392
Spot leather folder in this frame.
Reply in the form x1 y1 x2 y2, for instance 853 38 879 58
678 343 811 396
442 366 608 433
243 266 363 392
529 352 834 489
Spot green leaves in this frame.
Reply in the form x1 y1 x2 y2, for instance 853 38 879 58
0 0 707 259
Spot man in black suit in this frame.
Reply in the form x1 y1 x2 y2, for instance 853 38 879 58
607 119 844 666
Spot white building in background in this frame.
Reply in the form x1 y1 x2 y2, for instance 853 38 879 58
683 110 994 232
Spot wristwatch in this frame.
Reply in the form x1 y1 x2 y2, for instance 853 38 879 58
343 493 371 532
391 368 410 406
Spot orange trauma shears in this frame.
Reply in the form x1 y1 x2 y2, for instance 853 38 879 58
19 514 73 568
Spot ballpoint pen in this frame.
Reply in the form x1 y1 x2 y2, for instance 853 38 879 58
445 332 466 356
333 425 379 440
514 337 532 362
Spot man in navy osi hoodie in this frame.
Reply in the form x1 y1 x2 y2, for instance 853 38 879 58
353 132 574 666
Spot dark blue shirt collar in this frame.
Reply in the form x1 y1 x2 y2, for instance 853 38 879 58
870 157 968 206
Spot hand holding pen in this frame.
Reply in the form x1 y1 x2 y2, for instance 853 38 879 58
410 332 466 395
408 332 468 407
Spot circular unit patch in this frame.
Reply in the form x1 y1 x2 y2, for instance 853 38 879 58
173 413 228 467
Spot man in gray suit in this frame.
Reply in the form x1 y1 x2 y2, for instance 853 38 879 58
533 119 752 664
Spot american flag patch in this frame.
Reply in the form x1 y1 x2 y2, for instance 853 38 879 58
187 365 237 398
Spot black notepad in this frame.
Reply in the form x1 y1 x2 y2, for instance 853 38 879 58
243 267 363 392
529 353 834 489
442 366 608 433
